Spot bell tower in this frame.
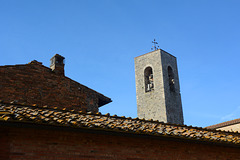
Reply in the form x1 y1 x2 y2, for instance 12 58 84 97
134 49 184 125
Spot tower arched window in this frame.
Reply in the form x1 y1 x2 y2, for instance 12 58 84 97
168 66 175 92
144 67 154 92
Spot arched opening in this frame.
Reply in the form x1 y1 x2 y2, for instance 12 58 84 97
168 66 175 92
144 67 154 92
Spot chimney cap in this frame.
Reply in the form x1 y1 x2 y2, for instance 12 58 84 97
53 54 65 59
50 54 65 66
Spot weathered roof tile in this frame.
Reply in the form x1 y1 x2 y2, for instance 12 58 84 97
0 101 239 145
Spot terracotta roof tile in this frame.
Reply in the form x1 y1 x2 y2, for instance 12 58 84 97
206 118 240 130
0 101 239 145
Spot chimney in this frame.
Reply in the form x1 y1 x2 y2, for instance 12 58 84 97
50 54 65 75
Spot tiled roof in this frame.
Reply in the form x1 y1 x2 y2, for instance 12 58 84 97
206 118 240 130
0 101 239 145
0 62 112 107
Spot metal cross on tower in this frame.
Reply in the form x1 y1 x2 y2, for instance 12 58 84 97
151 39 159 51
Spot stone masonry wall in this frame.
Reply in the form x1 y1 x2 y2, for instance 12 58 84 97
0 125 239 160
134 50 183 125
0 61 99 112
135 50 167 122
161 50 184 124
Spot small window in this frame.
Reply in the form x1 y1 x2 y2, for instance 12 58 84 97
168 66 175 92
144 67 154 92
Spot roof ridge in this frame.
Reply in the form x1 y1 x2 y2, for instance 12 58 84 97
206 118 240 129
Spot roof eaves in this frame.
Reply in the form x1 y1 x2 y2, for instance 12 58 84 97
0 101 239 145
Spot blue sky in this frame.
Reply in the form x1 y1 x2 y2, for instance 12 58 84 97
1 0 240 127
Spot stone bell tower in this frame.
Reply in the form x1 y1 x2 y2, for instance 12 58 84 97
134 49 184 125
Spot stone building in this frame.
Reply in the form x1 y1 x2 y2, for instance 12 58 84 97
0 53 239 159
135 49 184 125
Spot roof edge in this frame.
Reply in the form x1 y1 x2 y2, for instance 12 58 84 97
205 118 240 130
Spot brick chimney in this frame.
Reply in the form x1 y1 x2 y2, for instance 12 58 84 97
50 54 65 75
